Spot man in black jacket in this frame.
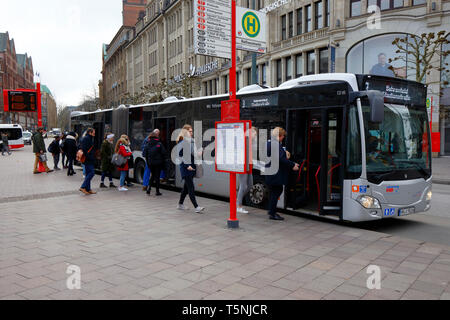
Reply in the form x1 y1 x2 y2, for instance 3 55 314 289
79 128 97 195
144 130 167 196
265 128 299 221
48 136 61 170
63 132 78 176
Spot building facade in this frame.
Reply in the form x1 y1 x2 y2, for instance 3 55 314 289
0 32 37 130
105 0 450 155
39 84 57 131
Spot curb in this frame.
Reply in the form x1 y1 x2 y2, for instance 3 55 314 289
433 179 450 185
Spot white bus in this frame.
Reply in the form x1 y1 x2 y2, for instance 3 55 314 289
0 124 24 150
71 74 432 222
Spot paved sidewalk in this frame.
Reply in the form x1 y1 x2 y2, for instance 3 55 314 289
0 146 449 300
433 157 450 185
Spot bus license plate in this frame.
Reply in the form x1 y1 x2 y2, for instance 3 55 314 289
399 207 415 216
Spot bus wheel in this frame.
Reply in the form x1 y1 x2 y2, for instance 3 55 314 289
134 160 146 185
246 179 268 208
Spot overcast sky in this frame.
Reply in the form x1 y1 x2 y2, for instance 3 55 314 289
1 0 123 107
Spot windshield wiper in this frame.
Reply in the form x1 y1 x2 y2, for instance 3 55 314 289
371 170 396 182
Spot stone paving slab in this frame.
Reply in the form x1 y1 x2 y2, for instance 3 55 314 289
1 187 449 300
1 146 450 300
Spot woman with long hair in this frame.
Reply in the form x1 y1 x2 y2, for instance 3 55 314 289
176 125 205 213
115 135 133 191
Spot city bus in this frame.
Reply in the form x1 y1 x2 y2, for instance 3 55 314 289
70 73 432 222
0 124 24 150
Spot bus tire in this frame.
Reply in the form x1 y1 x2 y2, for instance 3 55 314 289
245 177 268 209
134 160 146 185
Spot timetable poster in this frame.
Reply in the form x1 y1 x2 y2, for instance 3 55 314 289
216 122 246 173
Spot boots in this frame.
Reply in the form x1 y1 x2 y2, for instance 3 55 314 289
109 182 117 188
100 182 107 188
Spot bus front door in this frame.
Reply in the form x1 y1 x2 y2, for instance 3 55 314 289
287 108 343 217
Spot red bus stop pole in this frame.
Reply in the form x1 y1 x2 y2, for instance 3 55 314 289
227 1 239 229
37 82 42 128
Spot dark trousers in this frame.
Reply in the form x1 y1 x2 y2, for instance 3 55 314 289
67 157 75 175
101 171 113 183
62 153 68 167
268 185 284 217
179 176 198 208
81 163 95 191
53 153 60 169
148 164 163 192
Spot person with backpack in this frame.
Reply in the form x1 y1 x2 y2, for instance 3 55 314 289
176 125 205 213
63 132 78 176
144 130 167 196
79 128 97 195
48 135 61 170
100 133 117 188
115 136 133 192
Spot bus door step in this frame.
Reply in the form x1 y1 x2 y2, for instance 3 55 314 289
320 206 341 216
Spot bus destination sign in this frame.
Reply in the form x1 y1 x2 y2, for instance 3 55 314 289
6 91 38 112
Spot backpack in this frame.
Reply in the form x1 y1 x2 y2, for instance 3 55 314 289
147 142 162 161
48 141 56 154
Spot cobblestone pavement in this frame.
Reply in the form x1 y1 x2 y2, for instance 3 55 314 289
0 146 449 300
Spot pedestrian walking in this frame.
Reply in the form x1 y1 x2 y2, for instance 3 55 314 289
32 127 53 174
79 128 97 195
100 133 117 188
63 132 78 176
48 135 61 170
1 132 12 156
237 127 259 214
177 125 205 213
115 136 133 191
144 130 167 196
265 127 299 221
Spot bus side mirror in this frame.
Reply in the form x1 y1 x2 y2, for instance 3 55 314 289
367 91 384 123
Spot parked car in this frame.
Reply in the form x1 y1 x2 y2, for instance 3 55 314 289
23 131 32 145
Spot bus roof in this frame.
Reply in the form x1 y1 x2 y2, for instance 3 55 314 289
0 124 23 129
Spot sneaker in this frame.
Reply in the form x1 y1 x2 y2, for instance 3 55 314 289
118 187 128 192
237 207 249 214
100 183 107 188
177 204 186 210
195 207 205 214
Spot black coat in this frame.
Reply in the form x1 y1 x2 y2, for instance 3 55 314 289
144 137 167 166
63 136 78 159
265 140 295 186
80 135 96 165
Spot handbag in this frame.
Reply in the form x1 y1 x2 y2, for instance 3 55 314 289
76 145 93 163
39 153 47 162
195 164 204 179
111 153 127 167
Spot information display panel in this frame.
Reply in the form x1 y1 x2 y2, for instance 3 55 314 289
3 90 38 112
215 121 251 174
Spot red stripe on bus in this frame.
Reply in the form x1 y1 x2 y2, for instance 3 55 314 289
9 144 25 149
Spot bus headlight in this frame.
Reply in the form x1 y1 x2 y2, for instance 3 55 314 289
426 190 432 202
358 196 381 209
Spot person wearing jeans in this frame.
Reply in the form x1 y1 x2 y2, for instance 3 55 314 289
115 136 132 191
176 125 204 214
79 128 97 195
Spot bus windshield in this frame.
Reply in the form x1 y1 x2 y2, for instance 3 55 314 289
362 103 431 183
